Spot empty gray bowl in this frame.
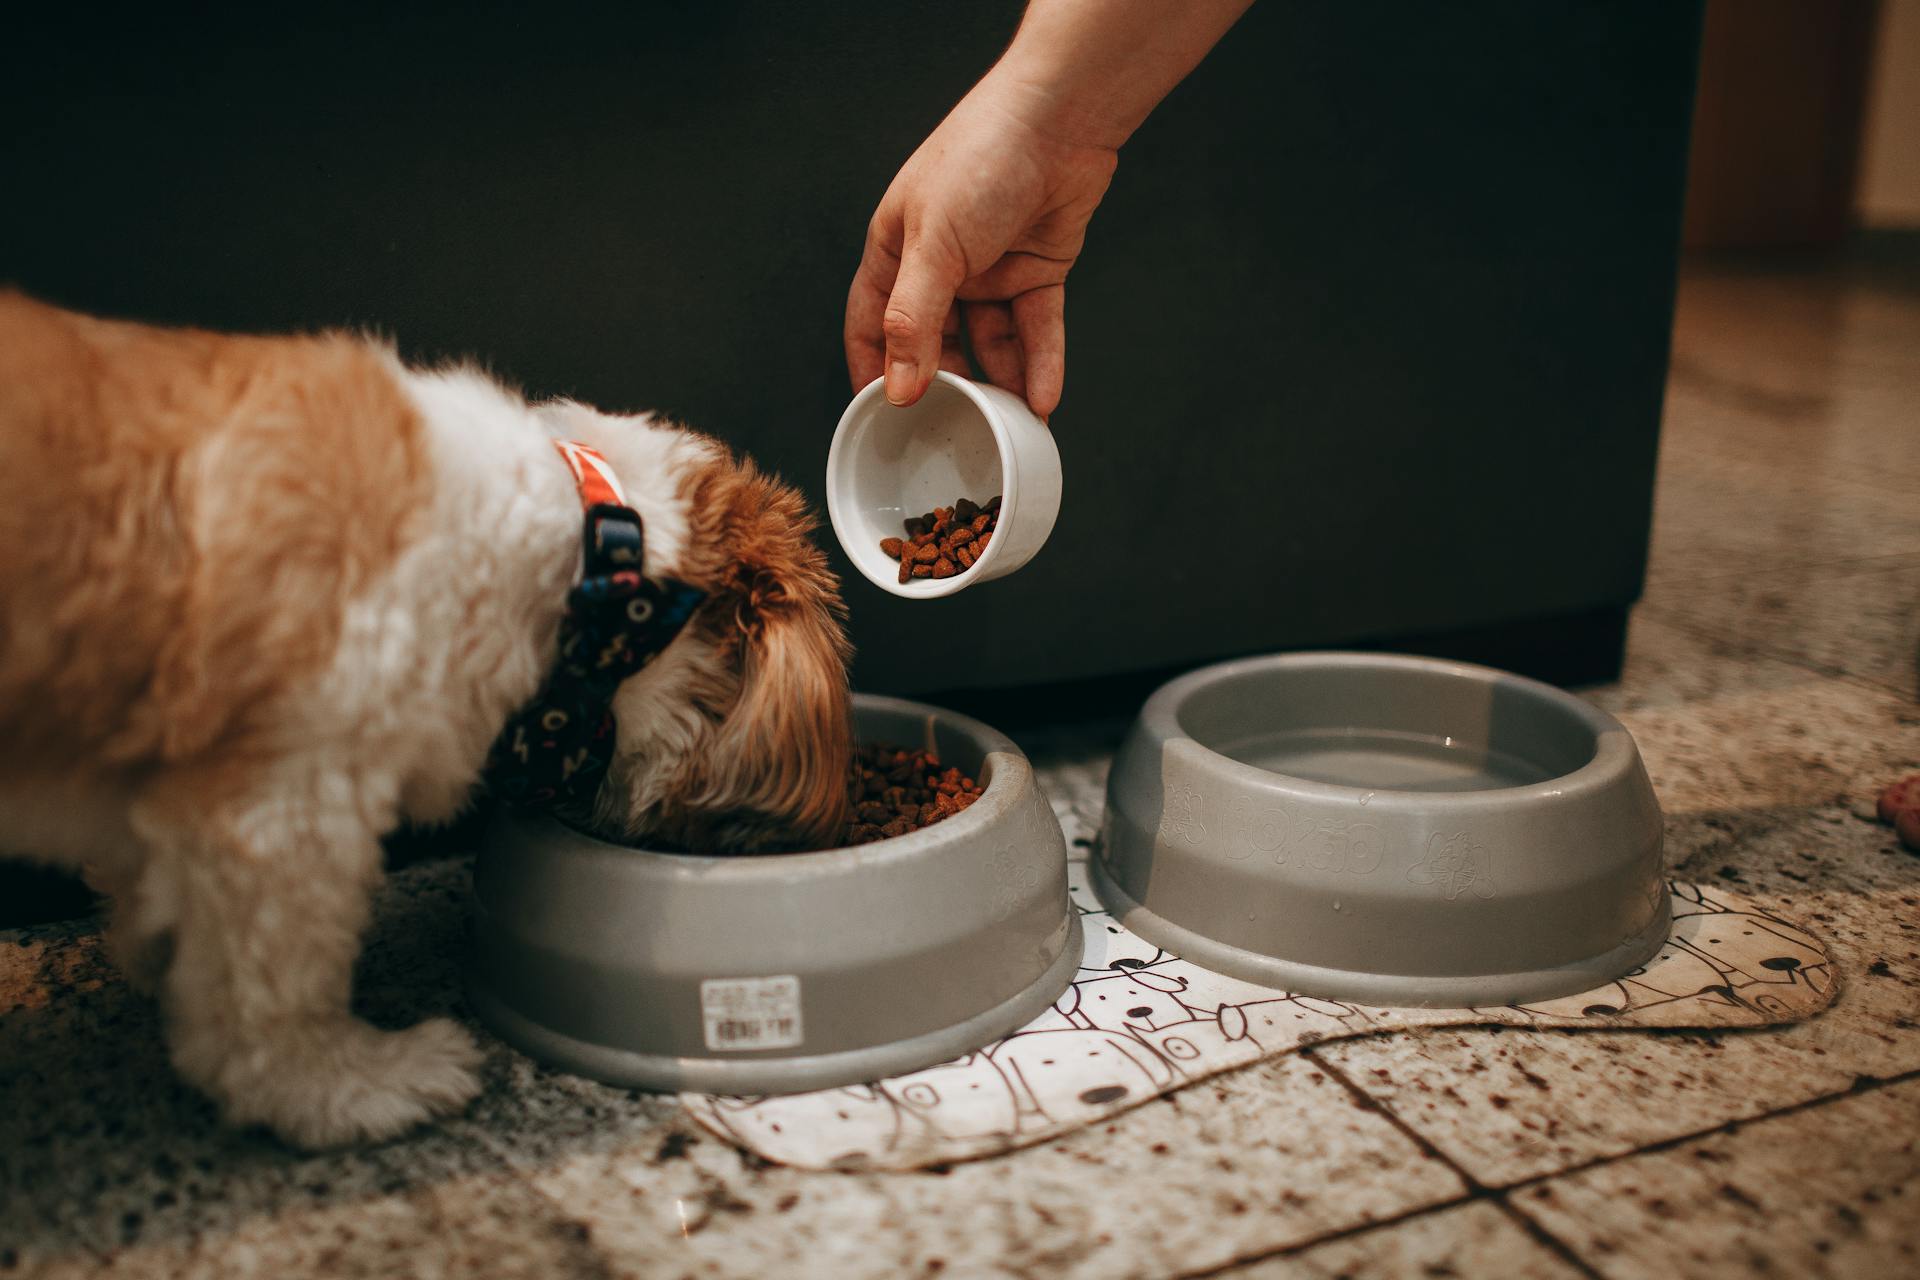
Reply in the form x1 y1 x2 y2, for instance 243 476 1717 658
467 694 1079 1094
1093 652 1668 1007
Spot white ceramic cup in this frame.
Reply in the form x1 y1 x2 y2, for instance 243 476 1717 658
826 371 1062 599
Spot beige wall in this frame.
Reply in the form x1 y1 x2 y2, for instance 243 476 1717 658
1861 0 1920 226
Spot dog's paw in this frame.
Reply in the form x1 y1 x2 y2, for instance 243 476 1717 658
197 1017 484 1149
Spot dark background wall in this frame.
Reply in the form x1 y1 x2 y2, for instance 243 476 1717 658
3 1 1702 699
2 1 1702 923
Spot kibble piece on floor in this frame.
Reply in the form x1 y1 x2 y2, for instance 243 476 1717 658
1898 807 1920 853
1880 774 1920 852
877 495 1001 583
1876 774 1920 825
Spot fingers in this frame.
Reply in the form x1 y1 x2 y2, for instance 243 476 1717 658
845 267 891 393
848 208 1065 412
938 303 971 377
955 251 1072 303
882 225 967 406
1012 285 1066 418
964 301 1027 403
840 227 898 393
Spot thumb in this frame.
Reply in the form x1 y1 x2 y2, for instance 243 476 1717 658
882 229 965 406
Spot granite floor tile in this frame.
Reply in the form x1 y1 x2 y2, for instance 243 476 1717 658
498 1054 1466 1280
1641 446 1920 588
1661 263 1920 497
446 1039 687 1174
1310 596 1919 1188
1214 1200 1587 1280
15 1173 606 1280
1306 792 1920 1188
0 858 592 1278
0 905 538 1279
1579 618 1920 818
1519 1077 1920 1280
1639 556 1920 701
1583 616 1869 717
1659 382 1920 503
1644 260 1920 585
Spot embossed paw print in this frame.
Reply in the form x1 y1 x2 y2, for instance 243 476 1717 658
1157 786 1210 847
987 845 1039 920
1408 832 1496 900
1228 795 1291 861
1302 820 1384 875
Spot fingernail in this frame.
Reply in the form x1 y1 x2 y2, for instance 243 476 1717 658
885 361 915 406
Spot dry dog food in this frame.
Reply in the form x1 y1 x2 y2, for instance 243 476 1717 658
879 495 1001 584
841 742 984 845
1878 774 1920 852
1876 775 1920 825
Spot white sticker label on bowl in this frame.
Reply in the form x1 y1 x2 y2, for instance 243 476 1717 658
700 975 804 1051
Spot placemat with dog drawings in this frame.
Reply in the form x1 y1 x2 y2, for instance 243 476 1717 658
681 858 1837 1171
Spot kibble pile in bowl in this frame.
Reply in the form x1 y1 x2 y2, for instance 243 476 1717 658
841 742 984 845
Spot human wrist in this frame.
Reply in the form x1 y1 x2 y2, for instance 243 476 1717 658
981 0 1252 151
979 48 1137 154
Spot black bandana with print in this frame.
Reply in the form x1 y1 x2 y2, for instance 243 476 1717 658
485 504 705 809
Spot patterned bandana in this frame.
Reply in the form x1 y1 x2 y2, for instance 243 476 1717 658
484 440 707 810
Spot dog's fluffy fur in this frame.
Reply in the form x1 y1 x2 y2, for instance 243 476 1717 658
0 292 852 1147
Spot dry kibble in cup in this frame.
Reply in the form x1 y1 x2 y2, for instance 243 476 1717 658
880 496 1001 585
826 372 1063 598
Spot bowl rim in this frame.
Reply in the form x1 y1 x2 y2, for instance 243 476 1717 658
826 371 1017 599
1138 650 1640 810
535 692 1029 876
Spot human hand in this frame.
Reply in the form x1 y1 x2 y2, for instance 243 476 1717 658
844 71 1120 419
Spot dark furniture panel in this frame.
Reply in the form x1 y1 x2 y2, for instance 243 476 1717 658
3 2 1698 700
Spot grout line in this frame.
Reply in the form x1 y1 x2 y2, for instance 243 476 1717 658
1491 1198 1612 1280
1305 1050 1606 1280
1170 1196 1477 1275
1493 1065 1920 1197
1171 1198 1478 1280
1177 1063 1920 1279
1175 1050 1603 1280
1301 1047 1473 1172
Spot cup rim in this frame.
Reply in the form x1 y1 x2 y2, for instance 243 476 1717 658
827 372 1018 599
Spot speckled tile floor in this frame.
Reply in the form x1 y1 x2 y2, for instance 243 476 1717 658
4 246 1919 1279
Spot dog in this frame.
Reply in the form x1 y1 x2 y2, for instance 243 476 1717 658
0 291 853 1146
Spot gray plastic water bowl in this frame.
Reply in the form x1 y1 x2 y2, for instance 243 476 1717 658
1093 652 1668 1007
468 694 1080 1094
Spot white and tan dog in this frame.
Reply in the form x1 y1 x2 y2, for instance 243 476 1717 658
0 292 853 1147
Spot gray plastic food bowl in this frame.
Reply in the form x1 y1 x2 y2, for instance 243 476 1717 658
468 694 1079 1094
1093 652 1668 1007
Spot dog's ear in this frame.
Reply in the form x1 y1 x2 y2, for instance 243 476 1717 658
717 582 854 846
729 566 791 638
669 454 855 850
683 549 851 851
